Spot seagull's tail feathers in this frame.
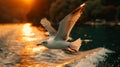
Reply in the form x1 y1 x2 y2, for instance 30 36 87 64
69 38 82 51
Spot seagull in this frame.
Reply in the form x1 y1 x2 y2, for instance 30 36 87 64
37 3 86 53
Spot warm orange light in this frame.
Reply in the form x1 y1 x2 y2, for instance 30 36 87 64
24 0 33 3
23 45 48 54
22 23 37 41
24 0 32 3
22 23 35 36
22 37 37 41
32 46 48 53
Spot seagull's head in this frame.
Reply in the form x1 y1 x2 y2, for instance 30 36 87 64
37 40 48 47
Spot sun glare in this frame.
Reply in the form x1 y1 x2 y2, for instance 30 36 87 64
22 23 38 41
22 23 35 36
24 0 33 4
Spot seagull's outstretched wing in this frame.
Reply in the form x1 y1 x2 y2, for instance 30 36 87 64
40 18 57 36
54 3 86 40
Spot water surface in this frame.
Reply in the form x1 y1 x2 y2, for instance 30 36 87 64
0 23 119 67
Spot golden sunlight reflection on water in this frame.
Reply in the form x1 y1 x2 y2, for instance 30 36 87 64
17 23 65 67
23 45 48 54
0 23 77 67
21 23 48 54
21 23 40 41
22 23 35 36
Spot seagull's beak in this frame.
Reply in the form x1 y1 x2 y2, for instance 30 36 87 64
36 43 42 46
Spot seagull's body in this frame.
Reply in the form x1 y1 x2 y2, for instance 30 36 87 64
46 39 70 49
37 3 86 53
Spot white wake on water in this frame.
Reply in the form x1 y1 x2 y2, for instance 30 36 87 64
67 48 114 67
32 47 114 67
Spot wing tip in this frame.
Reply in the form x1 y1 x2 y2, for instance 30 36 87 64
72 3 86 14
40 18 51 26
80 3 86 7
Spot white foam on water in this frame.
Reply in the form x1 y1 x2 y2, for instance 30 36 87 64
33 48 114 67
67 48 114 67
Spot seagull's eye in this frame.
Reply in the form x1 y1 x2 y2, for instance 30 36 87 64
42 41 48 45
